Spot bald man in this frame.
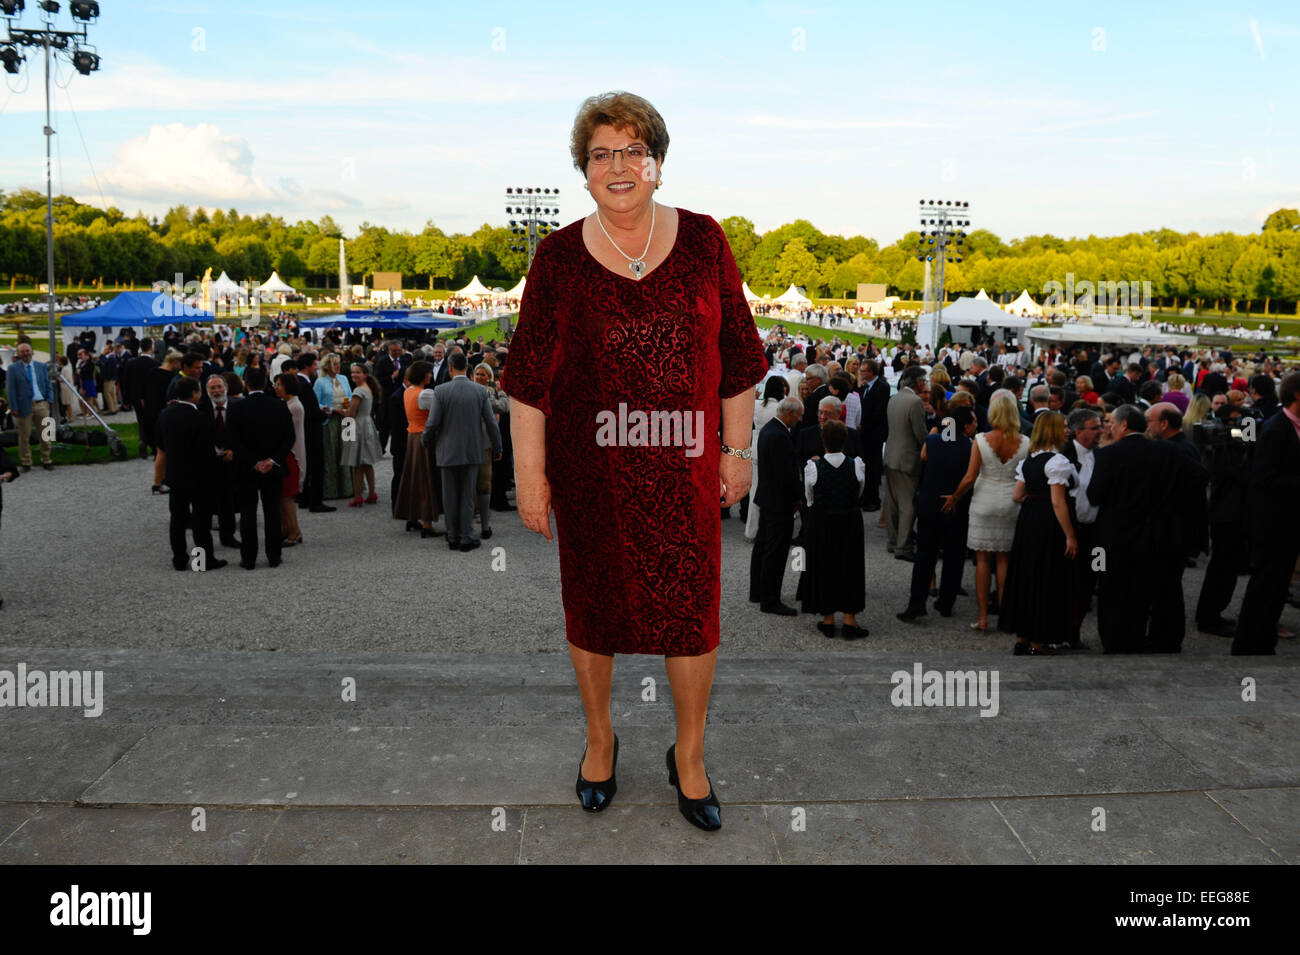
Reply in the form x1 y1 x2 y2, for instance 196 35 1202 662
1146 402 1201 464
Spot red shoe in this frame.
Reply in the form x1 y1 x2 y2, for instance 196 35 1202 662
348 497 364 508
364 492 379 504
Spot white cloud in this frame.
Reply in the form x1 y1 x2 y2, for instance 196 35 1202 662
94 123 276 202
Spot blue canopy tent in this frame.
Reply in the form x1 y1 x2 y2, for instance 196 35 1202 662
59 291 215 327
57 291 218 353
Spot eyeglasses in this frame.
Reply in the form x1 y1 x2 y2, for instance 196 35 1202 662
587 145 650 165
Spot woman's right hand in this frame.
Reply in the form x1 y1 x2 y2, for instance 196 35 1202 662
516 470 554 541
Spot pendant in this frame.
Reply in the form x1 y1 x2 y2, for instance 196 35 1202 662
629 259 645 279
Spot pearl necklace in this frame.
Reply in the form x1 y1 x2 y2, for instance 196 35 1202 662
594 203 655 279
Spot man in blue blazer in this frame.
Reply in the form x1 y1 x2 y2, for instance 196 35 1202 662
7 343 54 471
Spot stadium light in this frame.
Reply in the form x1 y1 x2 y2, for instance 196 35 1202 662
916 198 974 334
3 0 102 369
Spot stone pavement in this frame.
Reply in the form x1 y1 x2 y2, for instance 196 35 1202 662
0 648 1295 864
0 455 1296 863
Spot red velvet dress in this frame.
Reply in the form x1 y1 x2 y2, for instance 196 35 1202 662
505 208 769 656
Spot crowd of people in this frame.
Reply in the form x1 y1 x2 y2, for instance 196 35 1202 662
741 326 1300 656
2 313 1297 655
0 320 515 573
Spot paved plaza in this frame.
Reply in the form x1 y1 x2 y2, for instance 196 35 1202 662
0 455 1295 863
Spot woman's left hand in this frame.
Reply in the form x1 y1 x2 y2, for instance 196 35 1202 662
719 453 751 507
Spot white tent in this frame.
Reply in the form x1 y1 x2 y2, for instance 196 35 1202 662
456 275 494 298
929 296 1032 328
258 271 295 294
211 270 245 299
1004 289 1041 317
1026 324 1194 348
774 284 812 306
974 288 991 301
741 281 763 303
504 277 526 300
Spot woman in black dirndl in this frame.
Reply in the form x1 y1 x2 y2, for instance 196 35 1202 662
798 419 868 638
998 411 1078 655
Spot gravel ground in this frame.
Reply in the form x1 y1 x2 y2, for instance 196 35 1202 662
0 452 1293 658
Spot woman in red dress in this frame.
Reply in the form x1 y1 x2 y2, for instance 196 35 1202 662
507 91 768 832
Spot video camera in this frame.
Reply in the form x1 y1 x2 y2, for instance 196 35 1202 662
1191 404 1262 451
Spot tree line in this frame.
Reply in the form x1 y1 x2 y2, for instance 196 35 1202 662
2 189 1297 315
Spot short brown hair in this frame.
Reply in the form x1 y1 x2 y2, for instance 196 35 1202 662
570 91 669 175
821 418 847 453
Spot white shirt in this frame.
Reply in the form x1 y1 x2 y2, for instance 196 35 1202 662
1014 450 1075 487
804 452 867 506
1067 440 1098 524
843 390 862 430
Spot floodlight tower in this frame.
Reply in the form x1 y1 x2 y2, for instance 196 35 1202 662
2 0 102 365
505 187 560 271
916 199 971 330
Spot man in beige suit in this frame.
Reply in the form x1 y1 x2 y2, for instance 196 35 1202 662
882 366 929 561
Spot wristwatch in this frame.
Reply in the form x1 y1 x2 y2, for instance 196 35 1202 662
720 444 751 459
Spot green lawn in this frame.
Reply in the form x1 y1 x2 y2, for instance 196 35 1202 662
24 419 139 466
754 315 888 348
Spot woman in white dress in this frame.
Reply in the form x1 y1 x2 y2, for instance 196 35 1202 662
341 362 383 506
744 375 790 541
945 390 1030 630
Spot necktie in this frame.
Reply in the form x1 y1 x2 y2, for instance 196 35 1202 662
216 406 226 444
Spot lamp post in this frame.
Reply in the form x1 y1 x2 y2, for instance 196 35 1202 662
916 199 970 337
2 0 102 367
505 187 560 271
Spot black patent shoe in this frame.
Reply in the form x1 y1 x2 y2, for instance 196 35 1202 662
666 744 721 832
576 735 618 813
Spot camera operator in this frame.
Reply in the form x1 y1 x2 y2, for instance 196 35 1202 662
1192 401 1263 637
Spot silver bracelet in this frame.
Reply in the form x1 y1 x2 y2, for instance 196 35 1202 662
720 444 751 459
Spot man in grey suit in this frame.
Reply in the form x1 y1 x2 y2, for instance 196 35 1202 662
882 366 929 561
423 350 502 552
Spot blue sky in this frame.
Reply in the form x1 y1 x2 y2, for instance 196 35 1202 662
0 0 1295 244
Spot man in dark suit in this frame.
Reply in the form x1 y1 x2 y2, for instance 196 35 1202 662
373 340 411 452
799 364 830 433
1021 384 1049 436
429 341 452 387
120 338 158 446
197 373 241 549
226 366 295 569
295 352 334 513
856 359 889 511
1060 407 1103 650
797 396 861 470
156 377 227 572
387 369 410 513
1109 363 1140 404
1087 404 1207 653
1232 372 1300 655
749 397 803 615
1145 402 1202 464
898 406 976 621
